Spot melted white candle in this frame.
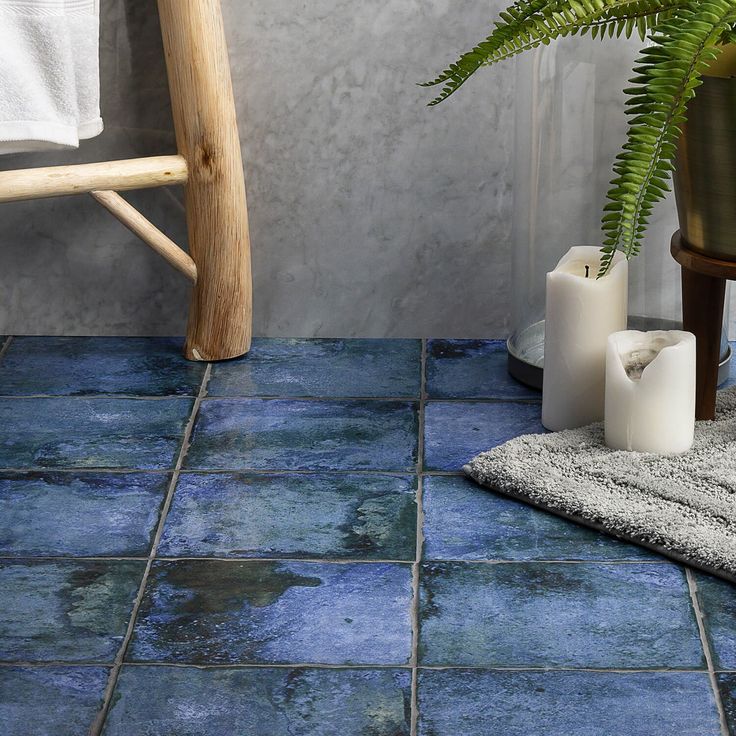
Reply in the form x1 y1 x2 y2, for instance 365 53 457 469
605 330 696 454
542 246 628 431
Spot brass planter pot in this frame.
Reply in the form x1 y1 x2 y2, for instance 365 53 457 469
674 73 736 260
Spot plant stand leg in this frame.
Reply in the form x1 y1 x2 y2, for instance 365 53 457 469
158 0 252 361
681 264 725 420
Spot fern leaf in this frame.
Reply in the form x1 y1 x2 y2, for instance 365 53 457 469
598 0 736 276
421 0 686 105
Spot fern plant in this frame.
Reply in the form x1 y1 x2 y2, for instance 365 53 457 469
423 0 736 275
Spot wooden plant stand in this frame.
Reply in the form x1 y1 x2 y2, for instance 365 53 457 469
671 230 733 420
0 0 252 362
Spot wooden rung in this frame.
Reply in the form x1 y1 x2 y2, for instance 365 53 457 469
90 190 197 283
0 155 188 204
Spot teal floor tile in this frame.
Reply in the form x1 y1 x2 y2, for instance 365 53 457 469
0 337 203 396
185 399 418 471
103 666 411 735
693 572 736 669
128 560 413 665
418 561 703 668
159 472 416 559
422 475 658 561
426 339 539 399
0 397 192 469
424 401 544 471
716 673 736 734
0 472 168 557
0 560 144 662
0 666 109 736
418 670 720 736
207 338 421 398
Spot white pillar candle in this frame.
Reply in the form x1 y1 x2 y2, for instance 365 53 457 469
542 246 628 431
605 330 696 454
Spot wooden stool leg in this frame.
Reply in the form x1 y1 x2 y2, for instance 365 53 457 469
681 265 725 420
158 0 252 361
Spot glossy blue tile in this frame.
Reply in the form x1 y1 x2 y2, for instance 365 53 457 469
418 670 720 736
104 666 411 736
0 472 168 557
186 399 418 471
0 337 204 396
0 560 144 662
0 397 192 469
716 673 736 734
0 666 109 736
423 401 544 471
422 475 657 561
418 562 702 667
693 572 736 669
159 473 416 559
128 560 413 665
426 339 539 399
208 338 421 398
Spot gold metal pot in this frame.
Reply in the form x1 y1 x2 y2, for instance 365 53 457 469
674 56 736 260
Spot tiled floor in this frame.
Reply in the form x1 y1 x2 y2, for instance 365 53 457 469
1 335 736 735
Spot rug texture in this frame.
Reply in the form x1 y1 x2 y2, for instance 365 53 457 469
464 387 736 583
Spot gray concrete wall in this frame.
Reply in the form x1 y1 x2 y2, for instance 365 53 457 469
0 0 514 337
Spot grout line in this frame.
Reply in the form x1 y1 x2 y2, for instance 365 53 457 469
0 660 718 673
204 395 422 402
0 467 429 476
410 338 427 736
0 555 415 564
0 392 539 404
0 556 673 565
413 664 712 673
89 363 212 736
0 556 682 567
686 568 730 736
0 467 471 477
0 394 197 401
0 394 419 402
0 336 14 365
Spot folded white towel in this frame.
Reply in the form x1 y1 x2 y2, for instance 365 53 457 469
0 0 103 154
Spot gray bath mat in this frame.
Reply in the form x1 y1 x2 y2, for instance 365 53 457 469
464 386 736 583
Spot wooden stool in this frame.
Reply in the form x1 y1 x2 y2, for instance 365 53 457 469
671 230 733 420
0 0 252 362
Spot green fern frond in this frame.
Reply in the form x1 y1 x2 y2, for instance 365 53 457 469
421 0 686 105
419 0 550 103
598 0 736 276
581 0 684 38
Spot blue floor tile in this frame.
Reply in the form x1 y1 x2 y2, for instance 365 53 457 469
716 673 736 734
418 562 702 668
103 666 411 736
0 560 144 662
207 338 421 398
0 472 168 557
0 337 204 396
693 573 736 669
185 399 418 471
0 666 109 736
426 339 539 400
417 670 720 736
128 560 413 665
424 401 544 472
422 475 658 561
159 472 416 560
0 398 192 469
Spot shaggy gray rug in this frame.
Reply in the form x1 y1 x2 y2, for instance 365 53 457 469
464 386 736 582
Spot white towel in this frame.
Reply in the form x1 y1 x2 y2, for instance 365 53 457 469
0 0 103 154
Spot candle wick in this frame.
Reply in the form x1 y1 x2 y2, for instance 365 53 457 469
585 265 590 278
